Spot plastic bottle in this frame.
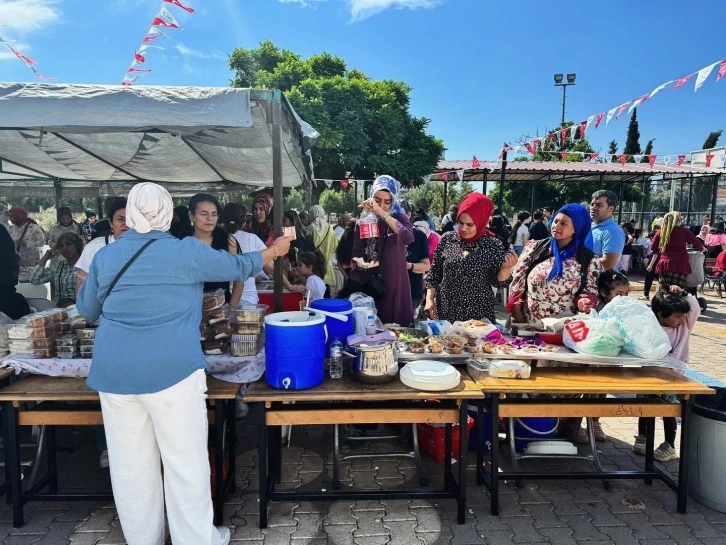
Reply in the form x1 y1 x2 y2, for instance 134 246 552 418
365 315 377 335
329 340 344 379
358 212 380 263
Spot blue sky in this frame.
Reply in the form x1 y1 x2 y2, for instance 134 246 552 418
1 0 725 161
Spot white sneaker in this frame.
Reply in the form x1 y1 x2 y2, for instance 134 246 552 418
632 435 646 455
99 450 109 469
215 526 231 545
653 442 678 462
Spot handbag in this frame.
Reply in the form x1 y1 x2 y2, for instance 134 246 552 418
101 239 157 305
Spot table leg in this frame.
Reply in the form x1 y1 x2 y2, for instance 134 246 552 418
268 424 282 484
476 401 484 486
227 400 237 494
46 425 58 494
333 424 340 490
490 395 500 516
213 401 225 526
258 404 268 529
457 402 467 524
3 402 23 527
644 417 655 486
677 398 692 514
444 422 452 490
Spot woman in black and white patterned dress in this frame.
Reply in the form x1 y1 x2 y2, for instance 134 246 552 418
425 193 518 324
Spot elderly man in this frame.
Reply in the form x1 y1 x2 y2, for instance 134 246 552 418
590 190 626 271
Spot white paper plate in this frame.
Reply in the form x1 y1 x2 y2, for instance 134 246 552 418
400 360 460 391
523 441 578 456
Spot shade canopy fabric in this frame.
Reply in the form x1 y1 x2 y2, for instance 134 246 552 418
0 83 318 189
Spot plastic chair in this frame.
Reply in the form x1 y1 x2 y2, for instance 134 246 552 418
15 283 47 300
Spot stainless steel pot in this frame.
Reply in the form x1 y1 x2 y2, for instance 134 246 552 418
344 340 398 384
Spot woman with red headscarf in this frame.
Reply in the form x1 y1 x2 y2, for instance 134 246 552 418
425 193 518 324
8 207 46 268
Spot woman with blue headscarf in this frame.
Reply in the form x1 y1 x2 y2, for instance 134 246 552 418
349 175 415 325
507 203 601 324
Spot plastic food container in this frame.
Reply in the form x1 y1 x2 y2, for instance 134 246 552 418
203 341 228 356
232 305 269 323
56 321 71 334
56 335 78 348
203 289 226 312
231 334 263 357
79 347 94 358
399 360 461 391
78 339 95 347
233 322 264 334
56 350 78 359
206 304 231 325
31 349 56 359
213 322 233 340
468 359 531 380
76 329 96 339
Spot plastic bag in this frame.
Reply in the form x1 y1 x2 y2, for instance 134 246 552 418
417 320 453 337
563 313 624 357
452 320 497 339
599 296 672 359
348 292 383 336
0 311 14 354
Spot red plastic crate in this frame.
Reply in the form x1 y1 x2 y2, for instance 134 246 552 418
415 417 474 463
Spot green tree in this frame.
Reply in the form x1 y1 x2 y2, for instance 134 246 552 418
284 188 306 212
643 139 655 157
608 140 618 155
403 180 475 223
703 130 723 149
229 41 444 202
319 189 355 215
623 109 641 161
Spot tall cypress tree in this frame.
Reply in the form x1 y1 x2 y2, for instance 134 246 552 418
623 109 642 161
608 140 618 155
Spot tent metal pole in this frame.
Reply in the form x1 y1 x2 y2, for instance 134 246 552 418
482 168 487 196
271 91 284 314
96 197 104 219
442 180 448 221
640 175 647 231
51 133 142 181
54 178 61 209
711 175 719 225
498 151 507 212
686 173 693 225
617 180 624 224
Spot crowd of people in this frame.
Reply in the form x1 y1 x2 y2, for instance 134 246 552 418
0 179 722 544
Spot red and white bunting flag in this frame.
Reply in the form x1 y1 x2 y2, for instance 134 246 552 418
532 138 540 152
589 153 599 163
128 67 153 73
648 155 657 167
498 148 505 160
560 151 568 161
456 169 464 182
547 133 555 148
560 127 569 145
605 106 619 126
650 80 674 99
717 59 726 82
441 172 449 182
31 67 55 80
628 94 650 115
143 29 162 43
164 0 195 13
570 124 578 143
152 8 181 29
677 155 686 166
706 154 715 167
672 74 693 90
524 142 536 155
633 155 643 164
595 112 604 129
471 156 481 169
606 154 613 164
619 154 627 166
721 156 726 169
580 120 589 139
695 62 719 92
134 51 146 63
13 49 37 66
615 102 630 121
664 156 672 166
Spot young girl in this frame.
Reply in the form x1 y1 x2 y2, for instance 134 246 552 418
632 285 700 461
596 270 630 311
298 251 328 302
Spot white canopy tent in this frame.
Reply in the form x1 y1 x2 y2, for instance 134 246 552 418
0 83 318 198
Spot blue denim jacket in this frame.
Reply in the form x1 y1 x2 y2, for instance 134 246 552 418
77 229 262 394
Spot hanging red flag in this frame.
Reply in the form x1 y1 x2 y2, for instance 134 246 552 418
143 32 162 44
441 172 450 182
615 102 630 121
706 154 715 167
672 74 693 90
121 81 133 87
580 120 588 139
152 8 182 28
560 127 569 146
164 0 195 13
13 50 37 66
128 67 153 73
524 142 535 155
471 156 481 169
619 154 627 166
595 112 604 129
532 138 540 153
134 52 146 63
718 60 726 82
648 155 657 167
340 179 350 191
589 153 599 163
547 133 555 148
677 155 686 166
31 67 55 80
560 152 568 161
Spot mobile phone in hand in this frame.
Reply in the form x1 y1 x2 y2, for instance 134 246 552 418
283 226 297 240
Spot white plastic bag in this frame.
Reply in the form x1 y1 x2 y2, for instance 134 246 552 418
417 320 453 337
599 297 672 360
348 292 383 336
563 312 624 357
452 320 497 339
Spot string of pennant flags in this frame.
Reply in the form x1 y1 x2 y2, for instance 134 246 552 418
121 0 194 86
0 31 55 81
500 55 726 162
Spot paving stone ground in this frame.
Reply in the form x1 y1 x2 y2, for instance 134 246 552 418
5 272 726 544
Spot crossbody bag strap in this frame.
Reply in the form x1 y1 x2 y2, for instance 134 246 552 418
102 239 157 304
16 223 30 249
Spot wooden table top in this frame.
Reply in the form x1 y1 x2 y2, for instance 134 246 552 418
471 367 715 396
0 374 242 403
244 370 485 403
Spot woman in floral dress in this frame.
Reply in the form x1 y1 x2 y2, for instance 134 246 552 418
8 207 46 268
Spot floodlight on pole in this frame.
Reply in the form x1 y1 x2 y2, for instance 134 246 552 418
554 72 576 125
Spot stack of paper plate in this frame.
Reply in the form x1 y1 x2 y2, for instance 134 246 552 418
400 360 460 391
523 441 578 456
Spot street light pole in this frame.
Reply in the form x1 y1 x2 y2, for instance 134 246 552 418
554 73 576 125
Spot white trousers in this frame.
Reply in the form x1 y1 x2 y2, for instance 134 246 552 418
99 370 229 545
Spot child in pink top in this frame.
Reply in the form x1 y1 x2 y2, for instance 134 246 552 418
632 285 700 462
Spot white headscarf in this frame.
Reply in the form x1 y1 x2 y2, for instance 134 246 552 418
413 220 430 237
125 182 173 233
309 205 327 236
